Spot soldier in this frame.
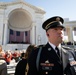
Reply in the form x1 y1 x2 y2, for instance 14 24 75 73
27 16 71 75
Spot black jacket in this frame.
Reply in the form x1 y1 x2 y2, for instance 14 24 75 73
15 59 27 75
27 43 64 75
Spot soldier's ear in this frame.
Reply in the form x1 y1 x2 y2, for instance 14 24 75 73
47 34 49 36
46 33 49 36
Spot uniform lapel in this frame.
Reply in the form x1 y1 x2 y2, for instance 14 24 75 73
46 43 61 62
61 48 69 70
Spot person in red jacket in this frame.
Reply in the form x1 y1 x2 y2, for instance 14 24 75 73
5 50 12 65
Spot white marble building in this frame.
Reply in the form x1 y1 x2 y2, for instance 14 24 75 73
0 0 76 50
63 19 76 43
0 0 47 50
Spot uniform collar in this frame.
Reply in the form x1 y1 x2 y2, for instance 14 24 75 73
48 42 56 50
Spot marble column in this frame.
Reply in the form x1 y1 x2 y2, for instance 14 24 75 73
30 22 36 44
3 18 8 45
68 27 73 42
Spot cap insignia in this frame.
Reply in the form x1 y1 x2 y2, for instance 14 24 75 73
56 17 60 21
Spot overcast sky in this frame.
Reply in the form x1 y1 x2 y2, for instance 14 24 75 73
1 0 76 21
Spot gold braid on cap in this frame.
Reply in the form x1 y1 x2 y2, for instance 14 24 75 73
45 17 60 30
45 21 57 29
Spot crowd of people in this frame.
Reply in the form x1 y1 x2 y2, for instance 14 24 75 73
0 47 26 65
0 44 37 75
0 45 26 75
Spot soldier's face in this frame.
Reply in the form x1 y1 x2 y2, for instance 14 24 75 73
46 27 64 45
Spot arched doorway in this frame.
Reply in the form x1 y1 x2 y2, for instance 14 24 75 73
8 8 32 44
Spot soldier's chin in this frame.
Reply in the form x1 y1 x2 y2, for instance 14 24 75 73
61 39 64 43
60 36 63 40
59 39 63 43
60 40 63 43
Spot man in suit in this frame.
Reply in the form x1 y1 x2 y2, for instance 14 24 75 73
27 16 71 75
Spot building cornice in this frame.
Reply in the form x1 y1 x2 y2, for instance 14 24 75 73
64 21 76 27
0 1 46 14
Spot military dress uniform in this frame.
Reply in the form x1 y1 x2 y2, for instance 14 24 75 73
27 43 64 75
27 16 69 75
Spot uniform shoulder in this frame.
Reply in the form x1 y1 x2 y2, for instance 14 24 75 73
35 44 45 52
37 44 45 48
62 45 72 50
